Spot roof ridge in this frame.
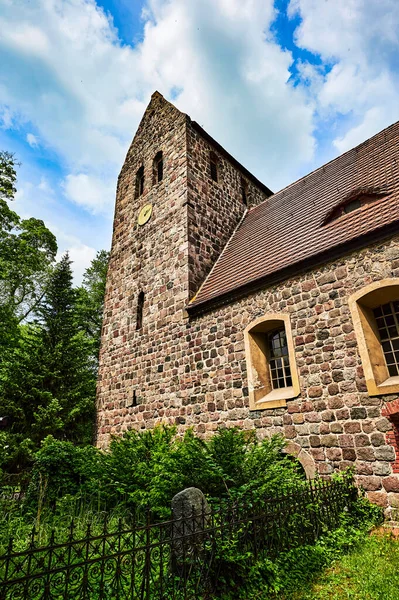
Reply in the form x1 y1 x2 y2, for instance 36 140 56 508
189 118 399 312
249 119 399 216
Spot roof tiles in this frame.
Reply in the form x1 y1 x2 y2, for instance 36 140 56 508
189 121 399 312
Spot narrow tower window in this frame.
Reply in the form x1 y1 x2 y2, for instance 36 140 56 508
210 151 218 183
126 390 138 408
241 179 248 206
153 151 163 185
135 166 145 199
136 291 145 330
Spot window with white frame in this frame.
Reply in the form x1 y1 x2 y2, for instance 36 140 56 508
349 279 399 396
244 314 300 410
373 301 399 378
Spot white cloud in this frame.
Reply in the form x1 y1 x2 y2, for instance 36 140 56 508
0 0 315 198
26 133 39 147
138 0 315 185
2 0 398 231
62 173 115 215
290 0 399 152
5 24 50 56
14 178 57 219
333 107 390 154
38 177 52 193
60 242 97 285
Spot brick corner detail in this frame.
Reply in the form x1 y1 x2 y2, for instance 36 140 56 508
382 399 399 419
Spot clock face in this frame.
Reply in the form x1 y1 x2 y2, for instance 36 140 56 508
137 203 153 226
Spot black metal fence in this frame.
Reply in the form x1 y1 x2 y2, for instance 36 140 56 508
0 477 357 600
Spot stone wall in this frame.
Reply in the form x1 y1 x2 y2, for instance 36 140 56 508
97 92 189 424
96 93 271 449
98 225 399 514
97 93 399 515
186 122 269 297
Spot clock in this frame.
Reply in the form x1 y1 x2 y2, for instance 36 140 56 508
137 203 153 226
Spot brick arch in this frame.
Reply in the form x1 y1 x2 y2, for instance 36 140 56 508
283 441 316 480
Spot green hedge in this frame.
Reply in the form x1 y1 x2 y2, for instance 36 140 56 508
24 426 305 518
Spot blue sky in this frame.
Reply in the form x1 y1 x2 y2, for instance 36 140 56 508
1 0 399 281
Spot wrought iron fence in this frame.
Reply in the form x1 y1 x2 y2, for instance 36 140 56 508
0 476 357 600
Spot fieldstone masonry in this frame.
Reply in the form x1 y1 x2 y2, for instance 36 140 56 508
97 92 399 516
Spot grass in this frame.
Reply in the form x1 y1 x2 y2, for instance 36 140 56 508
0 493 132 554
294 531 399 600
0 488 386 600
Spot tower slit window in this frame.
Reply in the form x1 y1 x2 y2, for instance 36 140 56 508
210 151 218 183
153 151 164 185
241 178 248 206
135 166 145 199
136 291 145 330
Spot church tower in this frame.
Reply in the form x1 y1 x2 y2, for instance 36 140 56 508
96 92 272 446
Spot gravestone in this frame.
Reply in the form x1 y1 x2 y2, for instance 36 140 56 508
171 487 211 563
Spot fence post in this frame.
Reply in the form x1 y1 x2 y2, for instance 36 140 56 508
63 520 75 600
144 506 151 600
0 537 13 596
22 527 36 599
43 529 56 600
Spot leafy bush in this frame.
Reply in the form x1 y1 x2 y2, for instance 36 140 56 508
24 425 304 518
25 436 103 511
211 491 383 599
1 427 383 600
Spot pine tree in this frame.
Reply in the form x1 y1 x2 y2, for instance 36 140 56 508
0 254 97 472
34 253 96 444
75 250 109 364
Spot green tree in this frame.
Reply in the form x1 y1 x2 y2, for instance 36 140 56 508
0 255 97 473
75 250 109 363
0 151 57 331
0 151 57 474
0 150 18 201
33 253 97 444
0 150 109 475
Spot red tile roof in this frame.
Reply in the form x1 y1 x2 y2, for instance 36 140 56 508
189 121 399 313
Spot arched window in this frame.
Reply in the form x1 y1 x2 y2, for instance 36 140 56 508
241 178 248 206
135 166 145 199
244 314 300 410
349 279 399 396
210 151 219 183
153 151 163 185
136 291 145 330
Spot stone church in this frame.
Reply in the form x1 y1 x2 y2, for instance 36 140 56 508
97 91 399 513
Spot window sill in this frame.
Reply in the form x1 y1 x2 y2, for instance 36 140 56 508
380 376 399 388
252 386 298 410
368 376 399 396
